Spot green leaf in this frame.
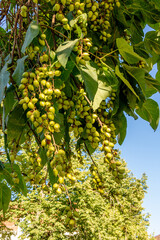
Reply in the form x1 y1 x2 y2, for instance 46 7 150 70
2 169 14 185
145 74 160 94
56 39 79 68
21 21 40 54
7 105 27 145
115 8 128 27
85 140 96 155
144 31 160 55
0 58 11 103
38 147 48 166
0 183 11 214
79 63 98 101
3 85 17 118
53 113 65 145
123 64 146 96
70 13 87 27
114 112 127 145
116 38 142 64
151 0 160 10
92 73 112 111
103 67 119 90
61 58 75 82
115 65 140 99
0 161 4 172
48 162 58 186
4 163 27 195
13 164 27 195
12 56 28 85
136 99 159 130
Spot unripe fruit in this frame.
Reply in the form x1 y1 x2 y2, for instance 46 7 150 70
48 112 54 120
46 135 51 141
116 161 122 166
106 152 113 159
34 46 39 52
28 84 34 91
56 188 62 194
92 5 96 12
54 70 61 76
30 72 36 78
61 0 66 5
116 2 121 7
41 139 46 147
53 183 59 189
67 211 72 217
58 149 65 155
39 38 45 46
77 10 82 15
56 165 62 172
88 11 93 18
36 126 43 133
39 93 45 99
22 72 29 78
104 146 111 153
20 11 27 18
19 99 25 104
33 80 39 87
53 168 58 176
79 59 86 65
105 132 111 138
62 18 68 24
69 4 74 11
28 102 34 109
86 123 92 129
24 97 29 103
49 106 55 114
29 114 34 122
43 54 49 62
21 5 27 11
33 121 39 128
54 3 60 11
32 98 38 104
69 219 75 226
41 79 46 86
109 142 114 148
19 84 25 90
40 33 46 40
54 89 61 97
67 173 72 179
76 56 80 64
58 177 64 184
54 123 60 132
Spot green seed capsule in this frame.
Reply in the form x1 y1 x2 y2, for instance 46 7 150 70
33 80 39 87
40 33 46 40
36 126 43 134
54 3 60 11
23 103 28 110
28 84 34 91
19 84 25 90
28 102 34 109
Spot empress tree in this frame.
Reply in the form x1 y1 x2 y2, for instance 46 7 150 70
0 0 160 234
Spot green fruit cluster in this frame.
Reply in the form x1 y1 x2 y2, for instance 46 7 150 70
10 0 123 200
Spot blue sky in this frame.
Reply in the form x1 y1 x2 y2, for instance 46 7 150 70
117 62 160 236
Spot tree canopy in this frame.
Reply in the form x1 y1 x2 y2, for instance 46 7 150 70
0 137 155 239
